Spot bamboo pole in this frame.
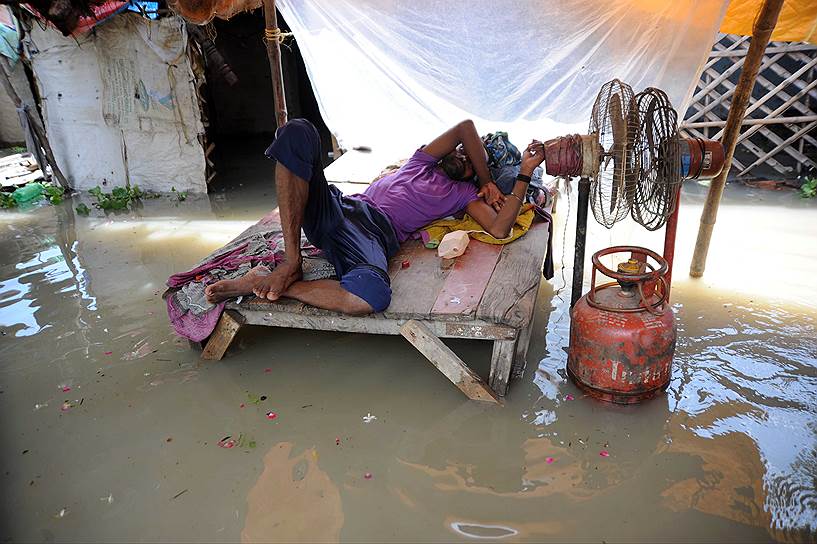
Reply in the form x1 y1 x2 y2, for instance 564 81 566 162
262 0 288 128
689 0 784 278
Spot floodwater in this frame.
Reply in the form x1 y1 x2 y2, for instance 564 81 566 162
1 169 816 542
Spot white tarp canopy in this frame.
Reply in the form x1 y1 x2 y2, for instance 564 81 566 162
27 14 206 193
279 0 730 163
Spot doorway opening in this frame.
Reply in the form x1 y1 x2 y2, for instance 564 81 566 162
200 9 332 193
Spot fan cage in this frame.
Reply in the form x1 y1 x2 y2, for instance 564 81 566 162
588 79 637 229
587 83 683 231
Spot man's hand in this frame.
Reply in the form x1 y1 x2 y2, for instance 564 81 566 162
520 140 546 175
477 181 505 211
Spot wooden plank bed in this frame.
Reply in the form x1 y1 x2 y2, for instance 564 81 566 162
196 169 552 403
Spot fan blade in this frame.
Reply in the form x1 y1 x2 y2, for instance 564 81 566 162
609 94 627 213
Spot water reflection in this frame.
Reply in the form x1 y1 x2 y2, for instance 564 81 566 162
0 183 815 541
243 442 343 542
668 301 817 536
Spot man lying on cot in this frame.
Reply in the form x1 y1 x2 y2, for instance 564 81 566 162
204 118 546 315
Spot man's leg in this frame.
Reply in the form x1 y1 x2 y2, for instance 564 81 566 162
282 279 373 315
203 265 270 303
205 162 306 304
251 162 306 301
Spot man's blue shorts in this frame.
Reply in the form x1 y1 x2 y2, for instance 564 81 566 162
265 119 399 313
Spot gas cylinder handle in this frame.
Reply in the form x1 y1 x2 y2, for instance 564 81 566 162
638 276 669 315
591 246 668 283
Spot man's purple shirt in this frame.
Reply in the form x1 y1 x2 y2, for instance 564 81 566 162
353 149 479 242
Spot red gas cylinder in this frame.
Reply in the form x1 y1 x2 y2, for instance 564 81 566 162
567 246 676 404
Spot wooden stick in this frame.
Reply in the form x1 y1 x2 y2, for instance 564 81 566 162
689 0 785 279
709 43 816 57
262 0 288 128
737 121 817 176
201 310 244 360
723 79 817 141
681 114 817 129
687 66 817 168
685 52 786 124
400 320 501 404
0 56 70 189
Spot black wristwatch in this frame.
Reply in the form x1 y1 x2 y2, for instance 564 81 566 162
516 173 532 184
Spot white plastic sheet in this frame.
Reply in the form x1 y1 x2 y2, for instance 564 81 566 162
278 0 729 161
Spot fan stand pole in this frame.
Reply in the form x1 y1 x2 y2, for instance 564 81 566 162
689 0 784 278
263 0 289 128
662 185 682 302
570 177 591 308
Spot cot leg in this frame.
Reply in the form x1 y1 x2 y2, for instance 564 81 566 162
512 288 540 381
512 320 534 380
201 310 245 361
489 338 516 397
400 320 501 404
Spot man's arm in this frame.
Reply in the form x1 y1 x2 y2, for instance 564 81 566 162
423 120 503 208
466 141 545 239
423 120 489 183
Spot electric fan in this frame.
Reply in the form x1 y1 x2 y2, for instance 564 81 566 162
541 79 725 404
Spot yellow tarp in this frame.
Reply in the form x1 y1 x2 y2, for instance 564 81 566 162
720 0 817 43
421 205 536 248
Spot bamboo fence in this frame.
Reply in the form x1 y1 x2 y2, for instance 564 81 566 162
681 34 817 179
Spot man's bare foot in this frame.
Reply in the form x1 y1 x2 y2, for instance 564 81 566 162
252 260 302 301
204 266 270 303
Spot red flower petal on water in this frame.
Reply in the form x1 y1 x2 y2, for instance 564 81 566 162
565 394 574 401
61 386 71 393
104 351 113 356
240 403 245 408
266 411 278 420
218 437 235 449
364 472 372 480
264 368 272 373
546 457 555 464
599 450 610 457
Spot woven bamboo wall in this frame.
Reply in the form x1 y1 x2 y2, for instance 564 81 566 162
681 34 817 180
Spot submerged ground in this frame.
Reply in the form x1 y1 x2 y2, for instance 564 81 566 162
1 158 816 541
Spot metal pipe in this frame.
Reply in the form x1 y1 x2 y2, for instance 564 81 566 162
571 177 590 308
689 0 784 278
662 185 681 302
262 0 288 128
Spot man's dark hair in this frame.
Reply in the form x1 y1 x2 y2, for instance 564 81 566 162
440 153 466 180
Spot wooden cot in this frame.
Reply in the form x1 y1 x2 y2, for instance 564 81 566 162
197 213 550 404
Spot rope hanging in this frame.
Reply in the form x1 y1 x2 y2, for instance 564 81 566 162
263 27 293 44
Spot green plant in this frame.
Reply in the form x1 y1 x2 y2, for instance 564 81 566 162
88 185 143 210
75 203 90 215
171 186 187 202
43 184 64 205
801 178 817 199
0 191 15 209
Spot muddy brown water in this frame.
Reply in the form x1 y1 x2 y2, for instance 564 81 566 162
1 179 815 542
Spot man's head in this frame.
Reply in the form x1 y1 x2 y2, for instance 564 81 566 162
439 146 475 181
